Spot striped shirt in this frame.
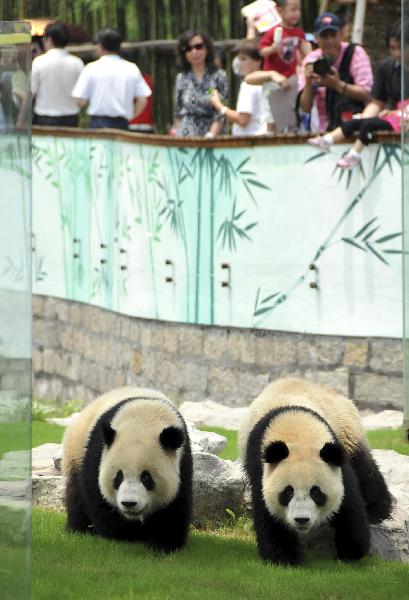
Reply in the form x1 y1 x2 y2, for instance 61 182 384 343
298 42 373 132
32 48 84 116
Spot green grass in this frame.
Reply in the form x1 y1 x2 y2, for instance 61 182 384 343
27 424 409 599
367 428 409 456
200 426 239 461
0 422 30 458
32 509 409 600
32 421 64 447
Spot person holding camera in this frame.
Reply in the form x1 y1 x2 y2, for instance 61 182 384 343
298 12 373 133
308 20 409 169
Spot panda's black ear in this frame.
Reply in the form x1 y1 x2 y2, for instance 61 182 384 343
160 426 184 450
320 442 344 467
102 422 116 447
264 440 289 464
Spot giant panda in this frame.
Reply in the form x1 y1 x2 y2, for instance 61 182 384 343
62 387 192 553
239 378 392 565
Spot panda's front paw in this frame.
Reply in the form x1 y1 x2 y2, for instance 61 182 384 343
335 533 369 561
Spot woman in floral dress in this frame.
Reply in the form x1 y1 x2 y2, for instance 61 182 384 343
174 30 228 137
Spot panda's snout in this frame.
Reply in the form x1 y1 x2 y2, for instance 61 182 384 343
121 501 138 509
294 517 310 525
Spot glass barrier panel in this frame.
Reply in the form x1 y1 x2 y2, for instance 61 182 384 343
0 21 31 600
403 2 409 439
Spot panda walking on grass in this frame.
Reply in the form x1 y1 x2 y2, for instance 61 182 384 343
62 387 193 553
239 378 393 565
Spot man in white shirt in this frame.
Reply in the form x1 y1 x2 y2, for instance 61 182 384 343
72 28 152 131
31 21 84 127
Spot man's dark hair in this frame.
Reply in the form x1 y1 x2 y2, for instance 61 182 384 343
44 21 69 48
386 19 409 46
233 40 262 63
96 28 122 53
177 30 216 73
275 0 289 8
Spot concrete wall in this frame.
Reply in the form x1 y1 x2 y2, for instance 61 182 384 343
33 295 404 411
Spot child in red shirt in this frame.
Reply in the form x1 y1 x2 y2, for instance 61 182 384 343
258 0 310 132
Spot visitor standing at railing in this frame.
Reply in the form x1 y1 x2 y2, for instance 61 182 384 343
298 12 373 133
72 28 151 131
31 21 83 127
173 30 228 137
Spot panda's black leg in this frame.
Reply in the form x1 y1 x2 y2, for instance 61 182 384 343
144 495 190 553
350 446 393 524
65 472 92 533
331 463 370 561
253 499 302 565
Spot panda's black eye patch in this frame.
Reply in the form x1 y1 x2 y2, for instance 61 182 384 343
310 485 327 507
113 470 124 490
278 485 294 506
141 470 155 491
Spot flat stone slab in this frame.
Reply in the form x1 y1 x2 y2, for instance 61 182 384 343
180 400 247 430
47 413 80 427
32 443 62 471
361 410 404 431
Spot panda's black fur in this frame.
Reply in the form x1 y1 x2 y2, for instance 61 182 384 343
65 397 193 553
244 405 392 565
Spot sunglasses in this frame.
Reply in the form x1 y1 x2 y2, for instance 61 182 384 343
184 42 205 53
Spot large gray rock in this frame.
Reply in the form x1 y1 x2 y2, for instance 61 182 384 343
32 474 65 511
192 453 245 523
187 425 227 455
32 443 61 471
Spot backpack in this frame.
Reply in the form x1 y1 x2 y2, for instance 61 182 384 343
325 43 365 130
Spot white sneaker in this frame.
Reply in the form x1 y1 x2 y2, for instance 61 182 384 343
307 137 331 152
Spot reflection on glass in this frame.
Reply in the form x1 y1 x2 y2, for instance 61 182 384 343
404 3 409 442
0 21 31 600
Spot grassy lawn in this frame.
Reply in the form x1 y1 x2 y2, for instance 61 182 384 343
26 422 409 599
32 509 409 600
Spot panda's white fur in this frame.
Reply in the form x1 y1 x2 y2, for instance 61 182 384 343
97 398 183 521
240 378 392 564
62 387 192 551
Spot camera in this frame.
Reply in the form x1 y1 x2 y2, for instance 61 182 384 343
313 56 334 77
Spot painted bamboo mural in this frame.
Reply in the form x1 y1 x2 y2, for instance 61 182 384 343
31 134 403 338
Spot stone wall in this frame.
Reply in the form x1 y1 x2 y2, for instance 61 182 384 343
32 295 404 410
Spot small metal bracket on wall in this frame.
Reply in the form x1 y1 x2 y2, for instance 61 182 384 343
119 247 128 271
221 263 230 288
73 237 81 259
309 263 319 289
31 233 36 253
100 242 107 265
165 259 174 283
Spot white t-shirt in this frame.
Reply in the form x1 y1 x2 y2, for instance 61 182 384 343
72 55 152 120
232 81 263 136
31 48 84 116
